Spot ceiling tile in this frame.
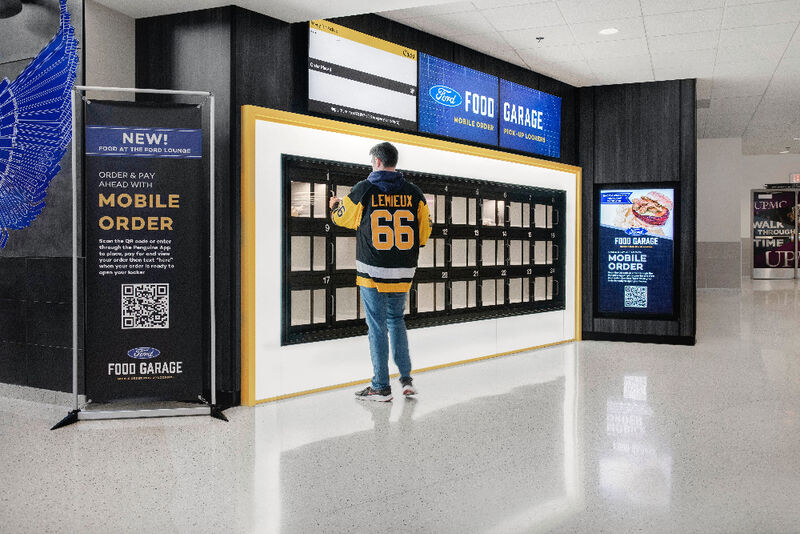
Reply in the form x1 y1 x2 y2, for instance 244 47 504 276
715 42 788 65
647 31 719 53
785 31 800 57
718 23 797 47
380 1 476 20
579 37 649 59
712 75 772 98
644 9 723 37
654 64 715 79
500 25 576 48
587 54 652 72
483 2 565 31
721 0 800 29
471 0 531 8
714 60 777 78
405 10 491 37
450 30 511 52
556 0 642 24
726 0 795 5
696 78 713 99
569 17 646 43
709 96 761 115
592 71 656 84
523 58 594 80
640 0 725 16
651 48 717 70
516 43 586 63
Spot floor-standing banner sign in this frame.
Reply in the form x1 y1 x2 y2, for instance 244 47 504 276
84 101 205 402
752 190 797 279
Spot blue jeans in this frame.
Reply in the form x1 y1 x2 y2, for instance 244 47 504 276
360 286 411 390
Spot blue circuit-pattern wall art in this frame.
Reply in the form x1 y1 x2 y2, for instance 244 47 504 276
0 0 79 248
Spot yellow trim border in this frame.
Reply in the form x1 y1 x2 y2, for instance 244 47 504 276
240 106 582 407
310 19 417 60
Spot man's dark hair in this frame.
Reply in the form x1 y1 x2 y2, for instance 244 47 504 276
369 142 398 168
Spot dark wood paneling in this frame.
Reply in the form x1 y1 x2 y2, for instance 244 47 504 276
137 8 236 404
579 81 697 344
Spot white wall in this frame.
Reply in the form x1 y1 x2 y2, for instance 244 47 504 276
84 0 135 98
698 138 800 240
697 138 742 242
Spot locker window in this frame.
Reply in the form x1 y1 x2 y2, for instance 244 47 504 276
534 241 547 265
468 280 477 308
425 194 436 223
523 241 530 265
522 203 530 227
482 239 496 266
335 236 356 269
497 202 505 226
482 199 497 226
497 241 505 265
523 278 530 303
452 281 467 309
534 204 547 228
336 185 352 199
468 198 477 225
417 283 434 313
435 238 445 267
534 277 547 301
436 195 446 224
509 278 522 303
418 241 434 268
548 276 556 299
482 279 495 306
497 279 505 304
510 202 522 227
547 241 554 264
313 289 326 324
313 183 327 219
291 236 311 271
335 287 358 321
405 293 410 316
452 239 467 267
435 282 445 311
313 237 326 271
452 197 467 224
290 182 311 217
291 290 311 326
547 205 554 229
468 239 477 266
510 240 522 265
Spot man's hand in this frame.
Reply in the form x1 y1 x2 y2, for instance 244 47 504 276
329 195 341 209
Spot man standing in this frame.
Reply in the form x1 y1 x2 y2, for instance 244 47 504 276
330 142 431 401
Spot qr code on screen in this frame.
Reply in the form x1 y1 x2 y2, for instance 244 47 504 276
121 283 169 329
624 285 647 309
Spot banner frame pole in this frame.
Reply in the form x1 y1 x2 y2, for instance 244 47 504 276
53 85 226 429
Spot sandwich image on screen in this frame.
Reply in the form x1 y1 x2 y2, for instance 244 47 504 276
308 20 418 130
597 188 675 316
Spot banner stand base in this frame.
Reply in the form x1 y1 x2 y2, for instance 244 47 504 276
50 405 228 429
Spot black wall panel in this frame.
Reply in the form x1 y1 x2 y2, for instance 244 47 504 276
579 80 696 344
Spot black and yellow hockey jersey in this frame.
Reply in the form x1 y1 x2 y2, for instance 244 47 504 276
332 171 432 292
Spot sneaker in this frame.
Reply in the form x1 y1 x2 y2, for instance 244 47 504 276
354 386 392 402
399 376 416 396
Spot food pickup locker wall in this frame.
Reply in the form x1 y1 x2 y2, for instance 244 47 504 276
242 107 580 404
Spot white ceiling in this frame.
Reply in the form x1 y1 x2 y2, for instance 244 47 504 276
94 0 800 155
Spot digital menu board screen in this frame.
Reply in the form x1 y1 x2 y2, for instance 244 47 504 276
308 20 418 129
597 187 676 316
499 79 561 158
418 53 498 146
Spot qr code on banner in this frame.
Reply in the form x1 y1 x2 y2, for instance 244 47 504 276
121 283 169 329
624 285 647 309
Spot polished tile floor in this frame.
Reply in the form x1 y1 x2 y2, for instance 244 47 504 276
3 280 800 533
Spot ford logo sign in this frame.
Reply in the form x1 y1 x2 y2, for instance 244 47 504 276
625 228 648 236
429 85 462 107
127 347 161 360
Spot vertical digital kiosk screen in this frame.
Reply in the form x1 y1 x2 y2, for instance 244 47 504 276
418 53 498 146
597 186 676 317
499 79 561 158
308 20 418 129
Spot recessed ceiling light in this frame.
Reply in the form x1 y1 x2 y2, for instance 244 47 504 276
779 149 790 154
599 28 619 35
